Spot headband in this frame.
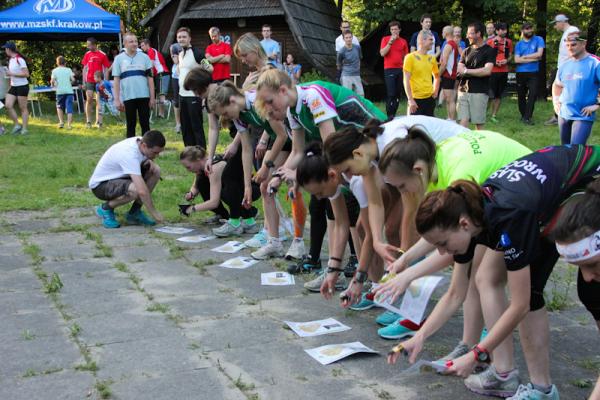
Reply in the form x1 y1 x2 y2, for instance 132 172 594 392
556 230 600 263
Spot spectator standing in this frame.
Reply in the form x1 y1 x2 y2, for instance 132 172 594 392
0 57 8 134
112 32 155 138
177 27 206 147
335 20 360 53
2 41 29 134
485 22 496 40
337 31 364 96
140 39 170 119
456 22 496 129
403 31 440 116
81 37 110 128
380 20 409 120
439 25 459 120
545 13 579 125
552 32 600 144
453 26 467 58
94 70 118 122
487 22 513 122
261 24 281 68
50 56 75 129
410 14 441 58
514 22 545 125
170 43 182 133
283 53 302 84
205 27 232 83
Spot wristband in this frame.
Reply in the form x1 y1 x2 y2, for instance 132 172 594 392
265 160 275 169
327 266 344 274
259 140 268 145
330 256 342 263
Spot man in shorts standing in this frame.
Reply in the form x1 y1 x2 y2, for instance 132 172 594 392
487 22 512 122
337 31 364 96
456 22 496 130
89 130 165 229
81 37 110 128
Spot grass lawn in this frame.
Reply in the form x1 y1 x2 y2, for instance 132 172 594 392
0 97 598 222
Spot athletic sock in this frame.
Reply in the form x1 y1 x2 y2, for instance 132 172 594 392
243 217 255 225
532 384 552 394
128 202 142 214
496 369 515 379
229 218 241 227
102 202 112 211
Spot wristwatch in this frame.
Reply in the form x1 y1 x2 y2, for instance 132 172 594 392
355 270 368 283
265 160 275 169
472 345 491 364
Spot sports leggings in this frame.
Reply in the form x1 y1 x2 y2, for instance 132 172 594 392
559 117 594 145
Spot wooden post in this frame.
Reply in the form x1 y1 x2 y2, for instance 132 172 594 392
161 0 190 54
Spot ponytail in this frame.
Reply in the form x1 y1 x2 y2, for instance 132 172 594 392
180 145 207 162
379 125 436 179
554 179 600 242
297 141 330 186
415 179 484 235
206 80 243 113
324 118 383 166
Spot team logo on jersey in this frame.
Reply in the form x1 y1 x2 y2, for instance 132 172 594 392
34 0 74 14
310 98 323 111
499 232 512 248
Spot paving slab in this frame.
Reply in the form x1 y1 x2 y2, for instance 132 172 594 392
0 371 95 400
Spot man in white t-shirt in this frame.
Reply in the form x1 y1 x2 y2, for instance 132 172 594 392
335 21 360 53
89 130 166 228
545 13 579 125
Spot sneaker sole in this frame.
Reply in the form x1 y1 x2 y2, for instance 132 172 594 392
213 230 242 237
251 251 284 260
349 303 376 311
378 330 416 340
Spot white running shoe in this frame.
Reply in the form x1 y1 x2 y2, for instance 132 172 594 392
285 238 306 260
251 239 284 260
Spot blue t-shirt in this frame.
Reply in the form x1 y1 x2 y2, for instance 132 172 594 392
557 55 600 121
96 80 114 102
515 36 545 73
111 51 153 101
261 38 281 68
337 45 362 76
410 31 441 55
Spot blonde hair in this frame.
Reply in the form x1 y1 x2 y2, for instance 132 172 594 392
207 80 243 114
180 146 207 162
233 33 267 63
256 68 292 92
442 25 453 38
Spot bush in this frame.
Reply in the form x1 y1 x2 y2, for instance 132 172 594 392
299 69 332 83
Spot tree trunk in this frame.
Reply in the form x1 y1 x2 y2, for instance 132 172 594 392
536 0 548 99
337 0 344 15
587 0 600 55
461 2 484 25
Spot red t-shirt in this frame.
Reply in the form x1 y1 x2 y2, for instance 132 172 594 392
381 36 409 69
81 50 110 83
146 47 170 76
486 37 513 73
206 41 232 81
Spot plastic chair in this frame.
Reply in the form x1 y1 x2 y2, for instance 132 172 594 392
28 86 42 117
149 99 172 123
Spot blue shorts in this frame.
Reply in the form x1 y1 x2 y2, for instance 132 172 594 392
155 74 170 95
56 94 74 114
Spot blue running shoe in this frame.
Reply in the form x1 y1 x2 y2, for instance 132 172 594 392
377 319 419 340
375 310 401 326
126 209 156 226
244 228 267 248
96 205 120 229
350 292 377 311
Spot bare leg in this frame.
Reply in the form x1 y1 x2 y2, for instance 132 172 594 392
518 308 552 387
85 89 94 124
350 227 361 260
95 92 100 125
17 96 28 129
476 249 514 373
159 94 166 117
460 118 470 128
5 93 18 124
67 112 73 127
444 89 456 120
174 106 181 126
491 98 501 117
57 108 64 125
475 123 484 130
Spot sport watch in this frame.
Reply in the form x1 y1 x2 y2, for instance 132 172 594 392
472 345 491 364
265 160 275 169
355 271 368 283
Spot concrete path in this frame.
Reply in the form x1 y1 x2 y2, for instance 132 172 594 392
0 209 597 399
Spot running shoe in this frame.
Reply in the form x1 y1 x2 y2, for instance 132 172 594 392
251 240 284 260
544 116 558 126
11 124 22 134
95 205 120 229
85 122 92 128
285 238 306 260
507 384 559 400
126 210 156 226
213 221 243 237
244 228 268 248
465 366 520 398
287 255 321 274
20 128 28 135
490 116 499 123
203 214 226 225
304 270 347 292
241 220 260 234
434 341 470 365
375 310 402 326
377 319 421 340
349 292 377 311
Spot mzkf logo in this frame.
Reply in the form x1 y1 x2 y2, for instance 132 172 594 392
34 0 75 14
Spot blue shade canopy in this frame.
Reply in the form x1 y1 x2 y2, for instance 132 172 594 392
0 0 121 41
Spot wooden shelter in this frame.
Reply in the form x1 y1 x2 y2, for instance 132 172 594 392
140 0 342 84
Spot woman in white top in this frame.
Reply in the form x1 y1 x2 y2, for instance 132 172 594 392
2 41 29 134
